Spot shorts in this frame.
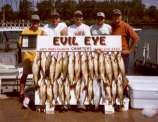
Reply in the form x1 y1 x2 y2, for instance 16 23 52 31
23 59 33 74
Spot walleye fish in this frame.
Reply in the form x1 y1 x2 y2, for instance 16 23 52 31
68 52 75 87
111 52 119 80
54 52 63 80
75 80 81 104
99 53 109 85
58 76 65 104
104 54 113 84
50 54 56 84
80 80 87 106
41 52 47 78
45 78 53 105
111 80 117 105
41 52 51 78
88 52 94 79
93 79 101 110
65 77 70 105
93 52 99 79
117 52 126 76
32 52 41 86
39 79 46 105
105 84 112 104
81 52 89 87
87 78 93 104
100 79 106 104
74 52 81 82
117 73 124 106
62 52 69 78
53 80 58 104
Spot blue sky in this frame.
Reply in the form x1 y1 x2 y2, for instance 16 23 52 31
0 0 158 11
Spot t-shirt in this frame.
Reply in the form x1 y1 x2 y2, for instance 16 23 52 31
20 27 44 63
90 23 112 35
68 23 91 36
111 21 139 50
43 22 67 36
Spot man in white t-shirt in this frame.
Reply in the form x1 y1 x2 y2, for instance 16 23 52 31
90 12 111 35
44 12 67 36
68 10 91 36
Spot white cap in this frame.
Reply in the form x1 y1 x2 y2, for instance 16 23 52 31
96 12 105 18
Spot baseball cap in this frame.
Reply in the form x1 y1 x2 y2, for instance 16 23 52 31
112 9 122 15
96 12 105 18
31 14 40 21
74 10 83 16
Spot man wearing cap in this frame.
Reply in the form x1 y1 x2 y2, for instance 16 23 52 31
68 10 91 36
91 12 111 35
44 12 67 36
19 14 45 101
111 9 139 73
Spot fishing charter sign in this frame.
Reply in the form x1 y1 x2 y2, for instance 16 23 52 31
36 35 122 52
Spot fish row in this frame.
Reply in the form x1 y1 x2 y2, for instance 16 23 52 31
32 51 129 111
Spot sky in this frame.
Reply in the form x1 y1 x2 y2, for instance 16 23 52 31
0 0 158 11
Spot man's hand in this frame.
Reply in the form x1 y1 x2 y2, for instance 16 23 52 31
94 49 102 54
122 49 130 55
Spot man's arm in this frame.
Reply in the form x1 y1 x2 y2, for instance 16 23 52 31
123 23 139 55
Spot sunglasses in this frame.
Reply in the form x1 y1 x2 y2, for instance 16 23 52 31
74 15 83 18
96 17 104 20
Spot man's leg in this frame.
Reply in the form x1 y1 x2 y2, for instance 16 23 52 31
19 73 28 102
122 55 129 74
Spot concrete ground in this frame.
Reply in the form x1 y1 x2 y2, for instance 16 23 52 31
0 97 158 122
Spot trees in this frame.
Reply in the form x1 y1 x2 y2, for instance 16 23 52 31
0 0 157 25
19 0 32 20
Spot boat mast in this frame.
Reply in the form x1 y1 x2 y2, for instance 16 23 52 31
2 0 5 23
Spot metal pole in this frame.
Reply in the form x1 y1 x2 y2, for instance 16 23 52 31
2 0 5 23
50 0 56 14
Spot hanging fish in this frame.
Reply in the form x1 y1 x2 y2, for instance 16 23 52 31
68 52 75 87
104 54 113 84
54 52 63 80
117 73 124 107
88 52 94 79
99 53 109 85
62 52 69 78
32 52 41 86
50 53 56 84
81 52 89 88
65 77 70 105
45 78 53 106
93 79 101 110
93 52 99 79
74 52 81 82
117 52 126 76
111 52 119 80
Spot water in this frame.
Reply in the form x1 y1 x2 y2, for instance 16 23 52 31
129 27 158 75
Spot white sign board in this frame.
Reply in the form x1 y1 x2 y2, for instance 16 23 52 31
36 35 122 52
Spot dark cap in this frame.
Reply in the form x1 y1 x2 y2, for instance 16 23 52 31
96 12 105 18
31 14 40 21
112 9 122 15
74 10 83 16
50 11 60 17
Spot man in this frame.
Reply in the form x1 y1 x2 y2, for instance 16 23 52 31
19 14 45 101
43 12 67 36
68 10 90 111
91 12 111 35
90 12 113 112
111 9 139 73
68 10 91 36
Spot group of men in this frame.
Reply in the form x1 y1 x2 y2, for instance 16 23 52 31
19 9 139 103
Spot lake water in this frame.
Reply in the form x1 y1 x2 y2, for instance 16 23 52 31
129 27 158 75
